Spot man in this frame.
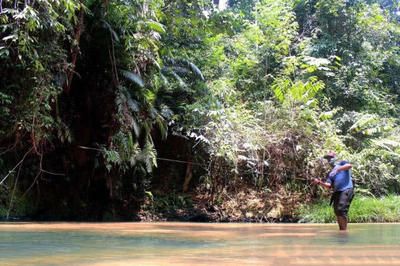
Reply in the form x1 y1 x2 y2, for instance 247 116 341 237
313 151 354 230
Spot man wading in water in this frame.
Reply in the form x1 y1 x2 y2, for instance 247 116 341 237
313 151 354 230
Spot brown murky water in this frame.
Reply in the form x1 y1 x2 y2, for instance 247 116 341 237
1 223 400 265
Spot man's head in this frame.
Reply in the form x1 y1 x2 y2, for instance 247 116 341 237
323 151 337 167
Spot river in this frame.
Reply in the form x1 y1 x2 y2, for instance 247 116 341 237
1 223 399 265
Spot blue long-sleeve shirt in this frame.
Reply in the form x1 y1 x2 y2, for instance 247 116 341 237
326 160 353 192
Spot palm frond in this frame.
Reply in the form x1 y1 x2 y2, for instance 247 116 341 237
120 69 145 88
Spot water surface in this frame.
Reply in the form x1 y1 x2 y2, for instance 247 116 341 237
1 223 399 265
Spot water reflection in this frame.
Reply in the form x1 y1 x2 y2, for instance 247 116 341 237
0 223 400 265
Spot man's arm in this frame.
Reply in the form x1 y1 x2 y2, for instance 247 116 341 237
313 178 332 189
329 162 352 177
337 163 352 172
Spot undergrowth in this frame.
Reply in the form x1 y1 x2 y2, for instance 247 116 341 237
298 195 400 223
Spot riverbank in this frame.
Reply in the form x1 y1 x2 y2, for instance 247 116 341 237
298 195 400 223
2 189 399 223
136 191 400 223
136 187 302 223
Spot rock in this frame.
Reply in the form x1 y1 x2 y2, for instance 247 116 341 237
245 212 254 218
188 213 210 222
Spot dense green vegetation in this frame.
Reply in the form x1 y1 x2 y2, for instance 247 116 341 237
0 0 399 221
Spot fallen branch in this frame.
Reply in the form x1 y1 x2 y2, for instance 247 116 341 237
22 152 65 198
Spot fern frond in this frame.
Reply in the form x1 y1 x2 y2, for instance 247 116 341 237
188 62 205 80
120 69 145 88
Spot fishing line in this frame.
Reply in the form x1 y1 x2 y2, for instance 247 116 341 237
78 146 205 167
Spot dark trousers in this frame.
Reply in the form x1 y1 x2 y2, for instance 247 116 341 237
330 188 354 217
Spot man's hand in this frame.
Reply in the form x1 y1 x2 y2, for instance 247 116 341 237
329 169 338 178
313 178 321 185
313 178 332 189
328 163 352 178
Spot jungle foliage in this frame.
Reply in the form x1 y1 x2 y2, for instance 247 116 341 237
0 0 399 220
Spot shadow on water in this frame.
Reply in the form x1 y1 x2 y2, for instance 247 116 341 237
1 223 400 265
